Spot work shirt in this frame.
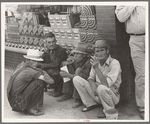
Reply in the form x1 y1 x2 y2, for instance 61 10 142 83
40 44 68 76
10 62 43 97
88 55 122 93
68 57 91 80
115 6 145 34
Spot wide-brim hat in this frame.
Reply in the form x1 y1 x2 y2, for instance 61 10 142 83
23 49 43 61
72 42 91 54
93 40 110 49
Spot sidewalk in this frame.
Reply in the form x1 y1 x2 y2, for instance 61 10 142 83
3 69 142 122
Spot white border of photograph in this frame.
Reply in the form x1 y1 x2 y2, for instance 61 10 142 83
1 1 149 122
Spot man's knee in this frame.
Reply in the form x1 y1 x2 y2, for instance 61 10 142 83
73 76 89 87
73 76 81 86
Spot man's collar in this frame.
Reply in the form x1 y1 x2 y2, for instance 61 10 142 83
105 55 111 66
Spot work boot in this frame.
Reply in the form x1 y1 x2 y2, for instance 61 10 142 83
72 98 82 108
53 87 62 97
57 94 72 102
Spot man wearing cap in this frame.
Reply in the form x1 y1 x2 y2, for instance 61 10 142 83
57 42 92 108
7 49 54 116
115 6 145 119
38 32 68 97
73 40 122 119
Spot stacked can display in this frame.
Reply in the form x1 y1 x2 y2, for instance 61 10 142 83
45 11 81 49
79 5 98 43
18 12 45 50
5 16 20 46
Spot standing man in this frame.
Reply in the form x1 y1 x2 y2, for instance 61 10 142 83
57 42 91 108
7 49 54 116
73 40 122 118
39 32 68 97
115 6 145 119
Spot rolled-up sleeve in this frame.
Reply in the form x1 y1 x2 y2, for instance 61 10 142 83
106 60 121 87
115 6 136 22
88 67 96 81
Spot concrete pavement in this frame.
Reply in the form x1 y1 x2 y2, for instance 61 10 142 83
3 69 142 122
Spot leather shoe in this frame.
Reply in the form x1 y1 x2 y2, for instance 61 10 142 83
72 99 82 108
26 109 44 116
97 111 106 118
82 104 99 112
57 94 72 102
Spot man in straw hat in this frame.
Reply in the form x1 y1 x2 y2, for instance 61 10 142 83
73 40 122 119
7 49 54 116
57 42 92 108
38 32 68 97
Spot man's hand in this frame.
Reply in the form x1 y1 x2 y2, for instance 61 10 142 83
90 56 99 69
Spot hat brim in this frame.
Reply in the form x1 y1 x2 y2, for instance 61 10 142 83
72 49 88 54
23 55 43 61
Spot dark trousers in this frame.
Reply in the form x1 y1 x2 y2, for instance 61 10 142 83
8 79 44 112
62 80 80 99
46 69 63 93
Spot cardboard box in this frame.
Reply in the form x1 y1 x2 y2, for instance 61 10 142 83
53 29 61 40
80 15 88 30
60 29 67 40
48 13 56 28
29 37 34 45
19 36 24 44
7 24 19 33
33 38 39 46
87 15 97 30
72 28 81 43
55 15 63 28
66 29 74 40
28 25 33 36
39 38 44 47
24 37 29 44
87 29 96 43
43 27 54 35
79 29 87 42
33 25 38 36
38 25 45 38
23 25 28 35
61 15 71 28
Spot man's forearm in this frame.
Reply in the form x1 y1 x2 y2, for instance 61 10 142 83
115 6 136 22
94 67 108 87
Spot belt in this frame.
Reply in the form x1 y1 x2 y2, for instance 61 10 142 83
130 33 145 36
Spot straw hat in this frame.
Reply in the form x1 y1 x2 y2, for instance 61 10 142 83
23 49 43 61
72 42 91 54
93 40 110 49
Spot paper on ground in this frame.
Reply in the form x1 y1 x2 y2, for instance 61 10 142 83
60 66 70 83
